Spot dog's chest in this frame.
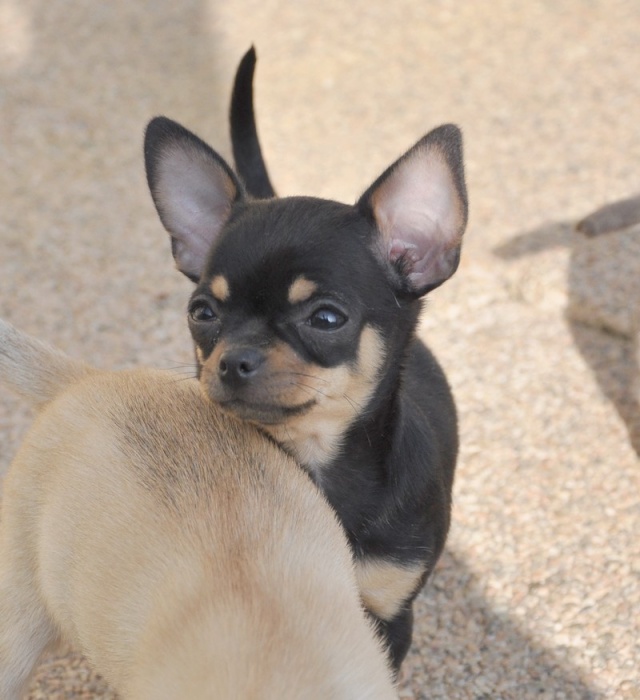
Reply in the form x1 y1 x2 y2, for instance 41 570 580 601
264 416 347 480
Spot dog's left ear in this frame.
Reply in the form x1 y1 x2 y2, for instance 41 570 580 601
144 116 243 282
358 124 468 297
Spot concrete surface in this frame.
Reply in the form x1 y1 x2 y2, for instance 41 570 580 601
1 1 639 698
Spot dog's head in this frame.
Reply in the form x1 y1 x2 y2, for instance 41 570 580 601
144 117 467 467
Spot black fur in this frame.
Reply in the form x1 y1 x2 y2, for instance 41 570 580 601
229 46 276 199
144 48 467 673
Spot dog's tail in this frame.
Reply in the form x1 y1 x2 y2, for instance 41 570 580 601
230 46 276 199
0 319 93 407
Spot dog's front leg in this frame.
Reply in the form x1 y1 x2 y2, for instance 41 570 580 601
371 606 414 675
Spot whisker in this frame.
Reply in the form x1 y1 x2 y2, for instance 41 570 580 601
282 423 295 448
167 374 200 384
342 392 366 414
266 369 331 387
295 382 331 401
157 362 199 373
288 371 331 385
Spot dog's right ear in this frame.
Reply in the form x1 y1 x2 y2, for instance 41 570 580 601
357 124 468 297
144 116 243 282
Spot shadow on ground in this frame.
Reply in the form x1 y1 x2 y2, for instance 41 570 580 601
494 221 640 456
403 549 598 699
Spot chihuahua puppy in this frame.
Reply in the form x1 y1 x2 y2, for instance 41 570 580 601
0 319 396 699
144 47 467 670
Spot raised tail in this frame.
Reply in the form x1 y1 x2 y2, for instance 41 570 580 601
229 46 276 199
0 319 93 407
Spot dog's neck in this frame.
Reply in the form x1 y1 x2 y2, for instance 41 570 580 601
262 419 347 481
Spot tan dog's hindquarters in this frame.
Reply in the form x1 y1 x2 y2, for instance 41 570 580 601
0 320 396 699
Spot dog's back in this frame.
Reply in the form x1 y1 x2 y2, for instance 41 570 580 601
0 323 395 699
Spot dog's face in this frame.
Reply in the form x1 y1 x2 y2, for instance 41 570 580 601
145 118 467 466
187 197 394 464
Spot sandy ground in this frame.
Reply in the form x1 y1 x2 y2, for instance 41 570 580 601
1 1 639 698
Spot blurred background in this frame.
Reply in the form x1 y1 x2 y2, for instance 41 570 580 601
1 1 639 697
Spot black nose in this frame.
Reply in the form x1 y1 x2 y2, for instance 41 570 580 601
218 348 265 386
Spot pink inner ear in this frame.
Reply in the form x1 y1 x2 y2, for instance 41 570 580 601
372 143 465 291
155 142 237 279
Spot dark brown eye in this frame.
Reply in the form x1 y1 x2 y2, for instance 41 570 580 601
189 300 217 323
308 307 346 330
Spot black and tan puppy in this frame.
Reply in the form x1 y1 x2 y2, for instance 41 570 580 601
0 319 396 699
144 48 468 670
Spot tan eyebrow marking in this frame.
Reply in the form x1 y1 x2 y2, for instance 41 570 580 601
287 276 317 305
210 275 230 302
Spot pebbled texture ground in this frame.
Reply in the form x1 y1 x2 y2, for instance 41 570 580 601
1 1 638 697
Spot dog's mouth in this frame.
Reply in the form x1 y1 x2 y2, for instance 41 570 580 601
217 397 317 425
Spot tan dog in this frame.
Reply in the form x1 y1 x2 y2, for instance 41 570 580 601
0 319 396 699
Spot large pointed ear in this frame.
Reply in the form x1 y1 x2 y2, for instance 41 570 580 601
144 116 243 282
358 124 468 296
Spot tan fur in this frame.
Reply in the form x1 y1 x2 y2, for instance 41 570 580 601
201 326 385 473
356 559 425 622
263 326 386 472
0 320 396 699
210 274 230 302
287 275 318 305
0 320 91 405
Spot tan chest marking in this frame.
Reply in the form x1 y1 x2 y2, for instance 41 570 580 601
355 557 425 621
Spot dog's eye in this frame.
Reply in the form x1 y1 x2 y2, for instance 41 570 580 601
189 300 217 323
308 307 347 330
